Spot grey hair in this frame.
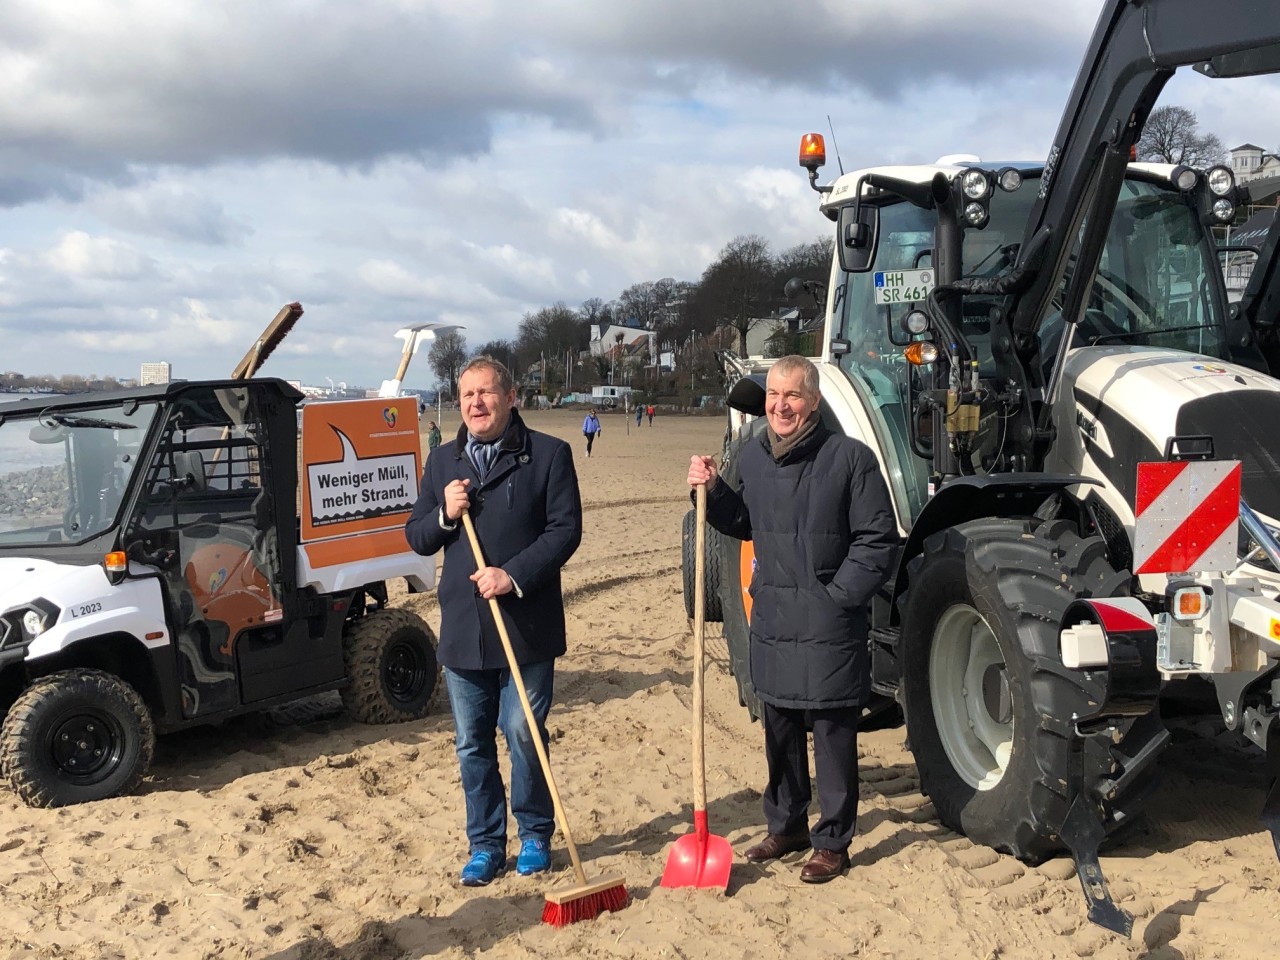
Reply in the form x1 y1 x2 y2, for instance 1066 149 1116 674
459 355 515 394
769 355 820 396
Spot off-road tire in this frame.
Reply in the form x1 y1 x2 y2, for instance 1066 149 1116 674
1 669 155 808
341 607 440 724
681 509 724 623
899 517 1166 863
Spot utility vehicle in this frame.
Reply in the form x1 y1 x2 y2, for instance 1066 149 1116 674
0 379 438 807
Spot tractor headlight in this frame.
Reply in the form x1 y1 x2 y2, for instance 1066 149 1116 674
1171 166 1198 192
22 610 47 637
905 309 931 334
963 202 989 227
996 167 1023 193
1212 198 1236 223
1205 165 1234 197
961 170 991 200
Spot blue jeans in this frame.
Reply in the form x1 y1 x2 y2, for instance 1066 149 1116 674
444 659 556 856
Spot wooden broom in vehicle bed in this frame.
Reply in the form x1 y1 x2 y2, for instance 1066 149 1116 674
230 302 304 380
459 511 629 926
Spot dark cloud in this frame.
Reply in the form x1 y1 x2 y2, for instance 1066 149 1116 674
0 1 1100 206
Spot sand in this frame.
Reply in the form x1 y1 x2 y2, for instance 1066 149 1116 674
1 408 1277 959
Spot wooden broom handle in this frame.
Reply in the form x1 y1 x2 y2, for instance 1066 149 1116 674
692 483 708 817
459 510 588 884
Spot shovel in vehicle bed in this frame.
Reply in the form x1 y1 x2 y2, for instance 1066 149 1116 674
661 483 732 891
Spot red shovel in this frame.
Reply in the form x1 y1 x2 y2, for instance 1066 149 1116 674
661 482 732 891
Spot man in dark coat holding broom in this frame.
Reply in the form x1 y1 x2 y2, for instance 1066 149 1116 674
406 356 582 887
687 355 897 883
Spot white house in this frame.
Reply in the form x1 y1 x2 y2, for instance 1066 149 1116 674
590 324 656 363
1230 143 1280 205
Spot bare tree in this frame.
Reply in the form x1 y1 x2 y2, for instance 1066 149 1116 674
579 297 614 330
428 329 468 399
1137 105 1225 167
474 339 518 372
516 303 585 363
617 279 676 331
697 235 777 355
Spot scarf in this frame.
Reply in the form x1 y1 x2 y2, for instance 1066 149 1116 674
767 413 820 461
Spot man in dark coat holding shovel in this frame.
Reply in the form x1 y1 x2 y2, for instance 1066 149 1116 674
406 356 582 887
687 355 897 883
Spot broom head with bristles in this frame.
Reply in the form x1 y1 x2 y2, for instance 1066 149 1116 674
541 872 629 927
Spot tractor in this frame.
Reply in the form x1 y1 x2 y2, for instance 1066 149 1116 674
692 0 1280 935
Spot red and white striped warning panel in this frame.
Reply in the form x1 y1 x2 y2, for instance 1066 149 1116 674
1133 460 1241 574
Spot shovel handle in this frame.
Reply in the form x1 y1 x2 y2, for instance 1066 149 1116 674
459 510 588 886
692 483 708 814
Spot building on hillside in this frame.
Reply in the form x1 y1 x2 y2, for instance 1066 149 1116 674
1230 143 1280 206
590 324 656 364
737 308 825 358
140 361 171 385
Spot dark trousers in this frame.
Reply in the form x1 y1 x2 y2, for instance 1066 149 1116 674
585 432 596 455
761 701 860 852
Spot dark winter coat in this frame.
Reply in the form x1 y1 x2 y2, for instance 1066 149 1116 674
705 423 897 709
404 409 583 670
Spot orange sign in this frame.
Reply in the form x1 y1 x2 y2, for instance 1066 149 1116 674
299 399 421 543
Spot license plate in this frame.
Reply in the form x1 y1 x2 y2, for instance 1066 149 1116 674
873 268 934 305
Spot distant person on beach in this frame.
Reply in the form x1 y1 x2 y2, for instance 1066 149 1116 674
635 404 644 428
582 409 602 458
686 355 896 884
426 420 442 451
646 404 655 426
405 356 583 888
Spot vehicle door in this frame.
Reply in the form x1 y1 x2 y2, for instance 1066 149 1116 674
123 385 284 719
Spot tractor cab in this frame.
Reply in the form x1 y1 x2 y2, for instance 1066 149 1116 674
808 153 1258 527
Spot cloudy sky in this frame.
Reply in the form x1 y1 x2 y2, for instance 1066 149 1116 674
2 0 1277 391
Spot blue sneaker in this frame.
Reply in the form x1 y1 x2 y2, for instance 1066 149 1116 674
460 850 506 887
516 838 552 876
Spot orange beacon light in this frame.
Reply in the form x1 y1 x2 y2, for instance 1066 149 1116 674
799 133 826 170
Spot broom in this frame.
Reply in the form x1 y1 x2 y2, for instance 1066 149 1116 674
459 510 629 926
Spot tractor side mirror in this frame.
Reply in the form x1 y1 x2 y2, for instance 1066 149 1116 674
171 451 207 493
837 203 879 273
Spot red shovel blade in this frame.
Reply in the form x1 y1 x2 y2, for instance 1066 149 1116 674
660 811 732 890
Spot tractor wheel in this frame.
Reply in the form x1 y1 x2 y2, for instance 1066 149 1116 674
899 517 1166 863
681 509 724 623
1 670 155 807
681 509 698 621
341 608 440 724
703 525 723 623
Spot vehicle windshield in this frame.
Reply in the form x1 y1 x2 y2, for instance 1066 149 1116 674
1040 178 1228 356
830 171 1229 524
0 401 159 545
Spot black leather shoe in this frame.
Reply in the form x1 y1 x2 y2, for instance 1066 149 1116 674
799 848 849 883
743 832 811 863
